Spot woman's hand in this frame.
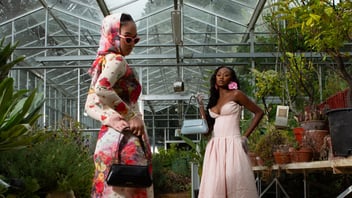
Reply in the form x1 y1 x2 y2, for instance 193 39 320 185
107 114 130 132
196 93 205 106
241 136 249 154
128 116 145 136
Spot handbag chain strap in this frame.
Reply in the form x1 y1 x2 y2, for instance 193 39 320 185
183 95 199 120
114 132 148 164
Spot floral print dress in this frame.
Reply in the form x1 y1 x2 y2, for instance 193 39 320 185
85 54 153 198
84 13 152 198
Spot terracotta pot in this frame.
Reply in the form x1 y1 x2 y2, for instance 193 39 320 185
290 148 313 162
273 152 291 164
256 156 265 166
300 120 328 131
305 129 329 158
248 152 257 166
293 127 305 144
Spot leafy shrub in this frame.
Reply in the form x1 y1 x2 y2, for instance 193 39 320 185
152 144 192 195
0 128 94 197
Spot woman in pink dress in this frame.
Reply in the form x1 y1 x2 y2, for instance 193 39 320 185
197 66 264 198
85 13 153 198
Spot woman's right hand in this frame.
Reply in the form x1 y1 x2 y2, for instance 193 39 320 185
107 114 130 132
128 116 146 137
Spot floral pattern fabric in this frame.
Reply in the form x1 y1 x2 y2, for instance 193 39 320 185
92 126 152 198
84 13 153 198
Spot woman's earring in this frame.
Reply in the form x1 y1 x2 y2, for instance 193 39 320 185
215 85 218 90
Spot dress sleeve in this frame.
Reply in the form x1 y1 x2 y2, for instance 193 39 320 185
130 102 142 119
85 92 120 125
85 54 137 124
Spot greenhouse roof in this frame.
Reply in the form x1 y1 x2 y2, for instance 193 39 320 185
0 0 268 113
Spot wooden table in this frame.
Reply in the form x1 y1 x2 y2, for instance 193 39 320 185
252 157 352 198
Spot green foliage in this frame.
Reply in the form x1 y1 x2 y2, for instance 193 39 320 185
254 121 295 167
283 0 352 54
0 38 25 82
271 0 352 105
253 26 322 116
0 38 46 153
180 135 208 177
323 71 348 99
285 52 320 108
152 144 192 195
242 118 264 152
0 78 46 152
0 128 94 197
251 68 281 101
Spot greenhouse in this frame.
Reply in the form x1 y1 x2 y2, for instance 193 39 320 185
1 0 352 197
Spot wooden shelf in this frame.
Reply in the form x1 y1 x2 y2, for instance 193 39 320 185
253 157 352 174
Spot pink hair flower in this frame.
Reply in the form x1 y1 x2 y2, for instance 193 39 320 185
228 81 238 90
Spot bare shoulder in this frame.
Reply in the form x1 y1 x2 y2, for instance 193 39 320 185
232 89 247 99
231 90 251 105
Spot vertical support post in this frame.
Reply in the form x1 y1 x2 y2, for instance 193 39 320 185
191 162 200 198
303 170 307 198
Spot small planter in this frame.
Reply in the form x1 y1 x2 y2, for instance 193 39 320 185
293 127 305 144
273 152 291 165
249 152 257 166
290 148 313 163
305 129 329 159
300 120 328 131
256 156 265 166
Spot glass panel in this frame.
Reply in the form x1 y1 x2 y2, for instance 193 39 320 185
106 0 152 20
1 0 270 130
0 0 41 23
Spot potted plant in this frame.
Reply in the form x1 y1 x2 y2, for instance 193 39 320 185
297 106 328 131
296 106 329 160
273 144 291 165
289 136 314 163
271 0 352 157
254 122 295 167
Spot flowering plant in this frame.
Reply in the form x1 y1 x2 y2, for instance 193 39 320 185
228 81 238 90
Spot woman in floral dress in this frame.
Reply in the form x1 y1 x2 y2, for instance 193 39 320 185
85 13 153 198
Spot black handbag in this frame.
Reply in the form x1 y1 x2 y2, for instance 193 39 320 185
106 135 152 188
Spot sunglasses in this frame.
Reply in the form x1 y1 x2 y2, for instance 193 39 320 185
119 35 140 44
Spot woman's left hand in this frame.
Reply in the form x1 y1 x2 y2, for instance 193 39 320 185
128 116 145 136
196 93 205 106
241 136 249 154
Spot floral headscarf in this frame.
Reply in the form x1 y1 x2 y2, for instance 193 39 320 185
88 13 124 79
97 13 123 55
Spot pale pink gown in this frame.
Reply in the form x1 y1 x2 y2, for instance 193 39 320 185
198 101 258 198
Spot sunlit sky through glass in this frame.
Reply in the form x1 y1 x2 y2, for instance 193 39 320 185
105 0 149 20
